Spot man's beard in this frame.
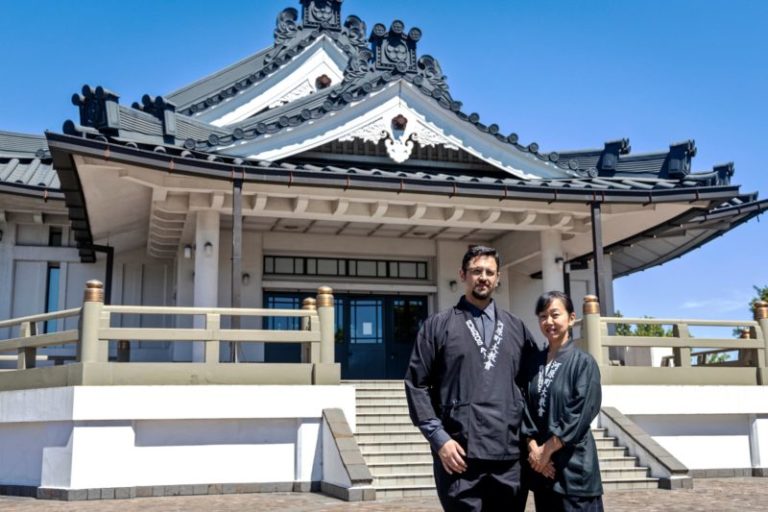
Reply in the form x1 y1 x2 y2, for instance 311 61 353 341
471 284 493 300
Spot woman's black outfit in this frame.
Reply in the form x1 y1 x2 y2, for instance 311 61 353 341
522 341 604 512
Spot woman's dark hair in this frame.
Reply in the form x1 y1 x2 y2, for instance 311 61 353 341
535 290 575 316
461 245 500 271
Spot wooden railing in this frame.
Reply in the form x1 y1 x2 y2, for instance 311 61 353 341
0 281 339 390
576 296 768 385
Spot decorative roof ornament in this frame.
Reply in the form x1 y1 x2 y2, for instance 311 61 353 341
266 8 301 65
417 55 450 100
133 95 178 143
666 140 696 179
713 162 734 186
71 85 121 135
300 0 343 31
369 20 421 74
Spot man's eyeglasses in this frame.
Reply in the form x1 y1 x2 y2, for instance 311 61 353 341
466 267 497 278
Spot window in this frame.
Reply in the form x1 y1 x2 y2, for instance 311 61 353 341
44 264 60 333
263 256 428 280
49 227 63 247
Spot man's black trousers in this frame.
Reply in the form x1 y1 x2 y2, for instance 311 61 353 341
432 456 527 512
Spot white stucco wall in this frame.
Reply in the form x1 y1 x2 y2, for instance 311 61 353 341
0 385 355 490
602 386 768 471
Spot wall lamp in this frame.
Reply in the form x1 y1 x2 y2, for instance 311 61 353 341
183 244 193 259
449 279 458 293
242 273 251 286
203 242 213 256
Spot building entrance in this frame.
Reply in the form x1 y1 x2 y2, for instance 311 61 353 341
264 292 428 379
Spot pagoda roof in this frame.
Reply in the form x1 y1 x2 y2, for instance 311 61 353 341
46 131 763 265
571 194 768 278
0 130 61 198
56 1 730 186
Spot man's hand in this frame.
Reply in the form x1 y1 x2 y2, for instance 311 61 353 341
437 439 468 474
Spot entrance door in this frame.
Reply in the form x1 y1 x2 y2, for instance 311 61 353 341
343 297 386 379
387 297 427 379
264 291 428 379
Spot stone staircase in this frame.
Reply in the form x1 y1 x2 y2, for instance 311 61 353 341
346 380 658 499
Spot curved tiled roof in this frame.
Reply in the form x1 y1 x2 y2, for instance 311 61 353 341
0 131 60 193
47 132 744 205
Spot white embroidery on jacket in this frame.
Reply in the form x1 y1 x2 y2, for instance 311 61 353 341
464 318 504 370
536 360 562 418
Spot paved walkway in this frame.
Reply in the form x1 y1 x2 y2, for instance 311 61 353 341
0 478 765 511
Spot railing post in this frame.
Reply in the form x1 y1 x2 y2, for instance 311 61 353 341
672 323 691 368
79 280 105 363
205 313 220 364
317 287 335 364
302 297 320 364
754 301 768 385
18 321 37 369
582 295 602 366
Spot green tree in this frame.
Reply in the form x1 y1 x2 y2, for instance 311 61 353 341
733 285 767 337
613 310 672 337
748 285 768 310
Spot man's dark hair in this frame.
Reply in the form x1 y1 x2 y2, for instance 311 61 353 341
461 245 501 271
535 290 575 316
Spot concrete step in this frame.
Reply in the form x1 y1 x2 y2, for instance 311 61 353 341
595 437 619 449
601 467 649 480
357 397 408 406
356 421 415 433
362 450 433 464
367 461 433 475
374 472 435 487
602 478 659 491
351 380 659 494
359 440 430 453
375 485 438 499
356 431 424 443
597 446 627 458
356 412 411 424
356 390 408 399
599 456 640 469
343 380 405 390
357 404 411 415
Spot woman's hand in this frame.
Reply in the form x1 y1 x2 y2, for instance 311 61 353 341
527 440 555 479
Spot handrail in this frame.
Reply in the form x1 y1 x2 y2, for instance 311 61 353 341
103 305 317 317
577 295 768 385
602 316 758 328
0 308 81 329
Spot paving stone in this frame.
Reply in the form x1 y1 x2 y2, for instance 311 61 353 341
1 478 767 511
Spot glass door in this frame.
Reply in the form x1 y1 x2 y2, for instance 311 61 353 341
387 297 427 379
264 291 429 380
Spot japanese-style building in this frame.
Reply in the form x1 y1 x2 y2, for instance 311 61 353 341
1 0 766 379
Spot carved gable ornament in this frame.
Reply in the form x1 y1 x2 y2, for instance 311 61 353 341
339 112 459 164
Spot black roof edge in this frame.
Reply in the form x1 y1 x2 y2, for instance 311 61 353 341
555 198 768 279
44 131 96 263
44 132 744 207
0 182 64 201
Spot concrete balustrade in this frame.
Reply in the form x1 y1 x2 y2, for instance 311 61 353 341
0 280 340 391
578 295 768 386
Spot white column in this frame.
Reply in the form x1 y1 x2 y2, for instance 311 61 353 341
241 231 264 362
0 224 14 338
173 245 195 361
540 230 564 293
192 210 220 362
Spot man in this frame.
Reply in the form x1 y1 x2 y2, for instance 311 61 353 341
405 245 541 512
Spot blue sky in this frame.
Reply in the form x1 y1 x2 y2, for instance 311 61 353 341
1 1 766 326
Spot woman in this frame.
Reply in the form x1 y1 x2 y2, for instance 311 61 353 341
522 291 604 511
